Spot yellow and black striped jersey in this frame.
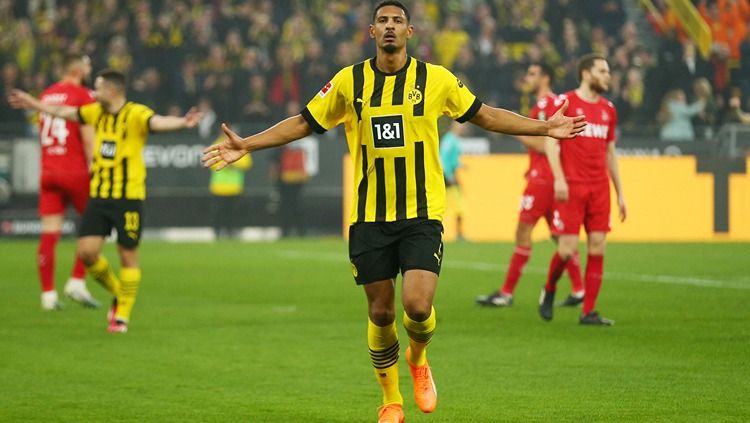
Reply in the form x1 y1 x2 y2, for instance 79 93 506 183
78 102 154 200
302 56 481 224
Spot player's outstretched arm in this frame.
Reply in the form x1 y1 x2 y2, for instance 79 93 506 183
150 107 204 132
7 89 79 122
469 100 586 139
202 114 312 171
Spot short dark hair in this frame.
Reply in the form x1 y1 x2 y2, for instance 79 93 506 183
62 53 86 70
96 69 127 92
530 62 554 85
577 53 607 82
372 1 410 23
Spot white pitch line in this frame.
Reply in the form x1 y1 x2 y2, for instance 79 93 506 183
280 251 750 290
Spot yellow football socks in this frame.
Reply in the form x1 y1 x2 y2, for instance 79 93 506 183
403 307 436 367
116 267 142 323
86 256 121 296
368 319 403 406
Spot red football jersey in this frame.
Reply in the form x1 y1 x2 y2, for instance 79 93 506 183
547 90 617 183
38 81 96 172
526 93 556 184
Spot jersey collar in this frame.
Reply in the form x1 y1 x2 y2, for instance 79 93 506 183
369 56 412 76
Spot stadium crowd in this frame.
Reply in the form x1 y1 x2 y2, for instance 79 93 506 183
1 0 749 140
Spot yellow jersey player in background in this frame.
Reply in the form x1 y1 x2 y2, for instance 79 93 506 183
202 1 585 422
9 69 203 333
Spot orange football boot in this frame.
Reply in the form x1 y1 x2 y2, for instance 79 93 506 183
406 347 437 413
377 403 404 423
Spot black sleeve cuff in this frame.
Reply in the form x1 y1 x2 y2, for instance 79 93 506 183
456 98 482 123
76 108 85 124
300 107 326 134
146 115 154 133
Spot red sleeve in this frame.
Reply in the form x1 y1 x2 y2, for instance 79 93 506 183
79 88 95 106
545 95 566 117
528 104 540 119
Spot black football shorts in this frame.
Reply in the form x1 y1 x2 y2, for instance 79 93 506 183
78 199 144 248
348 218 444 285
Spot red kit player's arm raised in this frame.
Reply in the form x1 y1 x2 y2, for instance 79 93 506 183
7 89 80 121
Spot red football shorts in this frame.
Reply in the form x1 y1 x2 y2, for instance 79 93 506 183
550 180 611 235
38 170 90 216
518 181 555 227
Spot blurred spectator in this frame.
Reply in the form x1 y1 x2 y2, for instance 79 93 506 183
268 44 301 119
692 77 718 140
209 132 252 240
673 41 714 99
301 40 332 100
243 74 272 121
659 89 705 142
131 67 168 113
434 13 469 68
13 19 36 74
617 67 646 131
728 95 750 124
196 97 218 140
589 26 611 57
106 35 133 75
738 21 750 101
591 0 626 38
0 62 26 133
440 121 467 241
0 0 747 139
271 101 311 237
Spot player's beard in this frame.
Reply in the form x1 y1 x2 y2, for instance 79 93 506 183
382 43 397 54
590 78 608 94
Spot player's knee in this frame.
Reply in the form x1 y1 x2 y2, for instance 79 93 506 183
588 234 607 254
369 306 395 326
77 249 98 266
515 226 532 247
403 300 432 322
557 246 577 261
588 242 606 255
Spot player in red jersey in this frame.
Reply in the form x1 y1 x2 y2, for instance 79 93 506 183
476 63 584 308
37 53 100 310
538 54 627 326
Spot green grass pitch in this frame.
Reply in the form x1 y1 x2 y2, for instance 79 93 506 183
1 239 748 422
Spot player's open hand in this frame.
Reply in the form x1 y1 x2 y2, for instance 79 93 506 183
7 89 34 109
553 178 569 202
618 195 627 222
547 99 586 139
202 123 247 170
183 107 204 128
